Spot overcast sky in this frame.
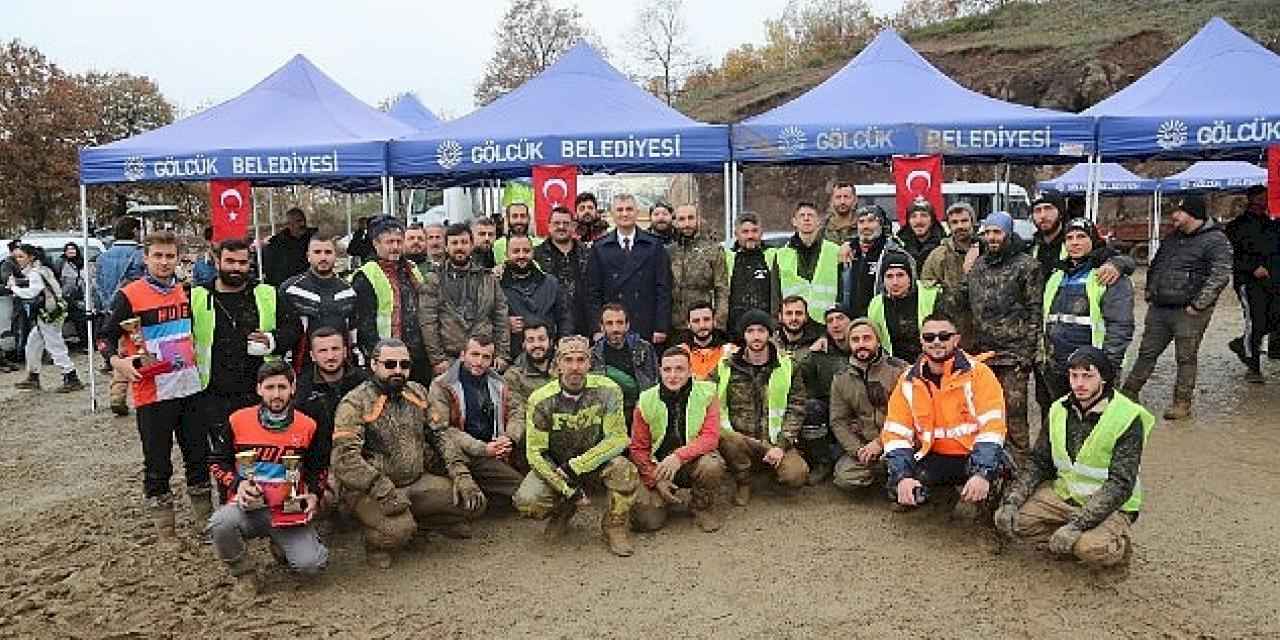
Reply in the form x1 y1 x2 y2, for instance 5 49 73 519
3 0 905 119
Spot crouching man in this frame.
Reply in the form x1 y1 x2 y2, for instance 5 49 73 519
331 338 487 568
207 361 327 597
629 347 726 533
995 346 1154 568
828 318 909 494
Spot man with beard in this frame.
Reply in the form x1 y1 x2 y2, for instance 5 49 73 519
1027 196 1130 288
629 347 726 533
295 327 366 487
1040 218 1135 407
867 252 939 365
668 204 729 332
677 303 729 380
775 201 842 323
279 236 359 370
840 204 893 317
428 335 524 507
996 346 1153 568
725 212 782 322
1226 185 1280 382
351 216 428 382
947 212 1041 466
331 338 486 568
882 313 1006 518
403 224 431 271
503 319 557 468
588 193 672 346
776 294 825 355
922 202 979 350
823 182 859 245
896 197 945 268
575 192 610 244
515 336 638 556
590 304 658 429
796 306 855 484
193 238 299 475
535 206 592 338
207 361 328 597
493 202 540 266
648 202 676 245
715 310 809 504
470 217 499 269
263 207 317 286
422 223 447 273
500 235 571 357
420 223 511 375
829 318 909 494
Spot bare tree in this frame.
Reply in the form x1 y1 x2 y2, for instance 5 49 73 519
473 0 600 107
633 0 702 105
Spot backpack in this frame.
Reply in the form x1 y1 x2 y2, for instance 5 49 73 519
35 266 67 323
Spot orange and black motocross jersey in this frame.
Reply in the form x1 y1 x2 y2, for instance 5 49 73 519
209 406 326 508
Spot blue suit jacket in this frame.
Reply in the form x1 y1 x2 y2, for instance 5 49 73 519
588 229 672 339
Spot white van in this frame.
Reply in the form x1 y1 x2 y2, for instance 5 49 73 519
854 181 1034 240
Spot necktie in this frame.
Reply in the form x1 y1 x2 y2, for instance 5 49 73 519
623 237 631 254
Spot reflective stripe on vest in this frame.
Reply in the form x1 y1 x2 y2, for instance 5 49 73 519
191 284 278 389
772 241 839 323
716 355 793 444
358 261 424 340
1043 269 1106 348
636 381 716 460
1048 392 1155 513
866 284 940 357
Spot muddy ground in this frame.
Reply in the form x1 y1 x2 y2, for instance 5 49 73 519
0 284 1276 639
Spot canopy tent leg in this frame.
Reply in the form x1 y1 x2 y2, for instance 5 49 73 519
268 189 276 235
388 177 397 220
381 177 390 216
346 192 353 237
1151 190 1161 258
722 162 731 243
252 187 265 281
79 184 97 413
733 162 742 225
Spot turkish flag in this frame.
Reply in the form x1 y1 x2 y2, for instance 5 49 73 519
1269 145 1280 219
892 155 944 225
209 180 253 243
532 165 577 236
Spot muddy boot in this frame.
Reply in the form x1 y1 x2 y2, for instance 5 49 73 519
13 373 40 390
430 520 473 539
227 557 259 601
733 481 751 507
189 488 213 526
56 371 84 393
601 512 634 557
690 486 723 533
1163 398 1192 421
951 499 981 524
807 461 833 486
366 548 393 569
543 501 577 543
110 397 130 417
147 496 178 545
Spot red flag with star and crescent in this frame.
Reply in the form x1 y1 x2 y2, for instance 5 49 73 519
532 165 577 236
891 155 944 225
209 180 253 243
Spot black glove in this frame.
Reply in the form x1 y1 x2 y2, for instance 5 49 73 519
557 464 581 489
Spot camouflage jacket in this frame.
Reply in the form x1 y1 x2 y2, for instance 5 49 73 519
713 344 807 449
822 211 857 245
919 237 969 288
949 237 1043 364
331 380 469 494
525 374 629 497
829 351 909 454
668 233 730 331
502 352 557 443
797 340 852 404
419 261 511 367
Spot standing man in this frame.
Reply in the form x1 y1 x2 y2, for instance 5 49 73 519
420 223 511 374
422 223 447 273
1028 196 1069 276
500 235 571 357
716 310 809 504
295 326 366 491
278 235 359 370
882 313 1006 517
896 197 945 268
823 182 859 245
829 318 909 494
515 336 638 557
1225 185 1280 383
796 306 855 484
775 201 842 323
331 338 486 568
841 204 892 317
502 319 557 466
1121 196 1232 420
493 202 536 266
403 223 431 270
95 216 145 416
574 192 610 244
648 202 676 245
99 231 208 542
668 204 729 332
535 206 592 338
777 294 824 355
590 304 658 428
470 217 499 269
264 207 317 286
921 202 978 350
676 303 730 380
725 211 782 322
866 252 940 365
588 193 672 347
351 216 428 382
996 347 1154 568
629 347 726 533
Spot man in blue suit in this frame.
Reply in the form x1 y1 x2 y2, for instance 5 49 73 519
588 194 673 347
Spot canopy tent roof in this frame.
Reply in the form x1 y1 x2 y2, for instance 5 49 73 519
1159 161 1266 193
78 55 416 187
387 93 442 131
1037 162 1157 195
1083 18 1280 160
731 29 1094 165
388 42 730 185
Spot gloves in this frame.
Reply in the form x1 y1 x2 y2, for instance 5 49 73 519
993 502 1019 538
372 477 410 516
1048 523 1084 555
452 473 487 514
557 464 581 489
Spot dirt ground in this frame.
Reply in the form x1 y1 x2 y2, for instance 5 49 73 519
0 284 1277 640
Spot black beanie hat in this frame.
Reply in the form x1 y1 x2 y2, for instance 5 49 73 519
737 309 775 337
881 251 913 276
1066 346 1116 387
1063 217 1104 250
1171 195 1207 220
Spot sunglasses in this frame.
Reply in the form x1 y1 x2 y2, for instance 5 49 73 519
921 331 956 343
377 359 413 371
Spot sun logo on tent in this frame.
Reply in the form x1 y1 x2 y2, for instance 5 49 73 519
1156 120 1188 150
436 140 464 170
778 126 807 155
123 156 147 181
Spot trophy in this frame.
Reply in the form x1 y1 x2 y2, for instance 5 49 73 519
281 454 304 514
120 316 171 377
235 450 258 487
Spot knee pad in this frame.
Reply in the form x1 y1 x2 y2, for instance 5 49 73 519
601 458 639 494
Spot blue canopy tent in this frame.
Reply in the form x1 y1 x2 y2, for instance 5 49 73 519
387 93 442 131
1159 161 1266 193
1038 163 1157 195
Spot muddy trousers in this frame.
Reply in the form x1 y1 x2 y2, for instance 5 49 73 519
513 457 638 522
466 456 524 505
718 431 808 489
207 503 328 575
989 362 1031 467
833 452 883 493
1122 304 1214 404
136 395 208 499
631 453 726 531
1234 281 1279 369
1013 485 1133 567
24 320 74 375
347 473 473 551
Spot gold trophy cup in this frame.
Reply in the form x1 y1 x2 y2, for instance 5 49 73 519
119 316 158 368
281 455 304 514
235 450 258 485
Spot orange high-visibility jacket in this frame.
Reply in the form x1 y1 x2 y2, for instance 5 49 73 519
881 351 1007 460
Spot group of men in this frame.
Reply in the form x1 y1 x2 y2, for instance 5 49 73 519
99 183 1235 597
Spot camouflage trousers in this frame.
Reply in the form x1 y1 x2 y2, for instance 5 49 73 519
718 431 808 489
989 362 1031 467
1013 485 1133 567
345 473 474 551
832 453 884 493
631 453 726 532
513 457 638 526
